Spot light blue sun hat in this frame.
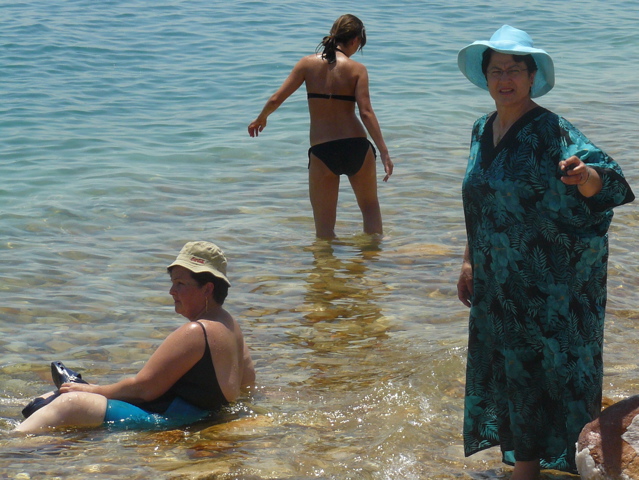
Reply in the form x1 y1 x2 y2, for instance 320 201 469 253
457 25 555 98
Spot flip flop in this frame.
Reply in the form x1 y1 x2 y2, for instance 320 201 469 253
21 392 60 418
21 362 90 418
50 361 88 389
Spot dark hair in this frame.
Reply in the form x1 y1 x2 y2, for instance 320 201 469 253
316 14 366 64
481 48 538 76
168 267 229 305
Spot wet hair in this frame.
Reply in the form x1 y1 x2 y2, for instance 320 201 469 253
316 14 366 64
168 266 229 305
481 48 538 77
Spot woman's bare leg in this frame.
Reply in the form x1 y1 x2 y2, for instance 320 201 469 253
511 460 540 480
309 154 340 239
15 392 107 434
349 149 382 235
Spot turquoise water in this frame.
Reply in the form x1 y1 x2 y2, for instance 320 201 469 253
1 0 638 478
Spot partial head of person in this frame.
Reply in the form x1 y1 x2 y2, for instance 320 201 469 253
457 25 555 98
168 241 230 306
317 14 367 63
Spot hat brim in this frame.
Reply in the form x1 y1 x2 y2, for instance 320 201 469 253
458 41 555 98
168 258 231 287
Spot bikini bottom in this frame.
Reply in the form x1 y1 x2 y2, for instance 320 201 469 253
308 137 376 176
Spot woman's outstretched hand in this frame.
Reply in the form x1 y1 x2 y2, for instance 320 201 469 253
381 153 393 182
248 118 267 137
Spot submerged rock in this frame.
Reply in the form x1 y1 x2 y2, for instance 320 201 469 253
576 395 639 479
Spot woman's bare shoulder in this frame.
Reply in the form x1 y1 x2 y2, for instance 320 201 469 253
160 321 210 351
199 311 240 337
345 57 367 73
296 53 324 68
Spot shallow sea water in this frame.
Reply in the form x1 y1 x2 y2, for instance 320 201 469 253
1 0 639 478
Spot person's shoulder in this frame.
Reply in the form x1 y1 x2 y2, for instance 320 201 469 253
531 107 566 130
298 53 322 66
175 321 207 338
293 54 323 74
474 111 493 126
344 56 367 72
534 106 557 120
161 321 208 350
200 311 237 335
539 108 574 127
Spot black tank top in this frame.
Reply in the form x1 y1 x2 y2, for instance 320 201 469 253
137 321 229 413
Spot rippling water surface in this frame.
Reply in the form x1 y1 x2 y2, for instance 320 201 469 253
2 0 638 478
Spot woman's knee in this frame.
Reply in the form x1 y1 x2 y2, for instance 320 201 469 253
45 393 106 426
60 392 106 414
15 392 106 433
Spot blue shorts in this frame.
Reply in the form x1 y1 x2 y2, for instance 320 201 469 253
104 397 211 430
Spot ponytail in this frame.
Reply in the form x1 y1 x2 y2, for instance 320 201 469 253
317 35 339 64
316 14 366 65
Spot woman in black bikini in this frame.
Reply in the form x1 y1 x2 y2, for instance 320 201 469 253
248 14 393 239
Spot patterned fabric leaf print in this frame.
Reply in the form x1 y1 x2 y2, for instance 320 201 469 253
504 349 532 384
523 149 547 194
534 216 571 249
544 115 571 156
543 176 579 217
462 107 634 473
465 395 484 416
516 123 537 149
595 171 635 211
576 237 605 279
542 283 571 327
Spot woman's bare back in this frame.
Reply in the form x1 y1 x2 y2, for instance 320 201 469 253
301 54 368 144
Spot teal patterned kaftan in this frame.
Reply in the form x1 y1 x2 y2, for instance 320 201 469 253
461 107 634 472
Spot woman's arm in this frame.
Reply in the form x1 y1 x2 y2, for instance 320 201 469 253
60 322 205 403
557 121 634 207
559 156 602 197
248 58 307 137
241 342 256 389
354 66 393 181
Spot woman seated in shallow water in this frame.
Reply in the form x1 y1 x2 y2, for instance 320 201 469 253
16 241 255 433
248 14 393 239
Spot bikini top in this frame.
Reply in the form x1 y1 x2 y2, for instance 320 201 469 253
307 92 356 102
137 321 229 413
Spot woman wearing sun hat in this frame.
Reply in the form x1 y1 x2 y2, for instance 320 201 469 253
16 241 255 433
456 25 634 478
